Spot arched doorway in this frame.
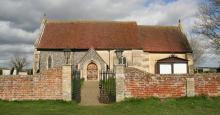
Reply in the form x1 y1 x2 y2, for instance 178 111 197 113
87 62 98 80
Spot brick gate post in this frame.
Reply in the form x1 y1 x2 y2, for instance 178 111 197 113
115 64 125 102
62 65 72 101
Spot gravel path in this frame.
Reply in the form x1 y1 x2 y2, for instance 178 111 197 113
80 81 103 106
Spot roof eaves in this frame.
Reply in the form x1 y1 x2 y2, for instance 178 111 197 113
176 27 193 53
35 19 47 48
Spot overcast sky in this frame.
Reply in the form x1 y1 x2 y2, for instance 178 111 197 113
0 0 219 68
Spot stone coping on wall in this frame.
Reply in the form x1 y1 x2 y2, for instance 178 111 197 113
125 67 220 78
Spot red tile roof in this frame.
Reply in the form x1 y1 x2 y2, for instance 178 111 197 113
36 20 192 53
37 21 141 49
139 26 192 53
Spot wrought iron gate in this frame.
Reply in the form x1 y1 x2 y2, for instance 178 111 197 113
72 69 81 103
99 70 116 104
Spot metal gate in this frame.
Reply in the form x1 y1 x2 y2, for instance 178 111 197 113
99 70 116 104
72 69 81 103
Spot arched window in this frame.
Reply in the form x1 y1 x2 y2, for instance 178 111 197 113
119 56 126 65
48 56 52 68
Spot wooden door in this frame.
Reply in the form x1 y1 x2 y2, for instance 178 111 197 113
87 62 98 80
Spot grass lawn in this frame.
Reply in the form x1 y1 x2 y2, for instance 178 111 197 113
0 96 220 115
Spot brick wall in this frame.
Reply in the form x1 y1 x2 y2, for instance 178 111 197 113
0 67 62 100
1 65 219 101
194 74 220 96
124 67 220 98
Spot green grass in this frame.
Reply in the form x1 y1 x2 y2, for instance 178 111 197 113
0 96 220 115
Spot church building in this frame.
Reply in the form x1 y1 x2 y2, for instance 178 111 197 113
33 19 193 81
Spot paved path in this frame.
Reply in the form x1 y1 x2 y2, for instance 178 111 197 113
80 81 102 106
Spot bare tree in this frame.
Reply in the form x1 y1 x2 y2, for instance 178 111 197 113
214 0 220 5
193 0 220 53
9 55 28 75
189 38 205 65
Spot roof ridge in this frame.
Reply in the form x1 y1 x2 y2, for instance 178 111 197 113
138 25 178 28
46 20 137 24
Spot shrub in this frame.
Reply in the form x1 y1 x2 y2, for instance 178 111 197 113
0 69 2 75
27 69 33 75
